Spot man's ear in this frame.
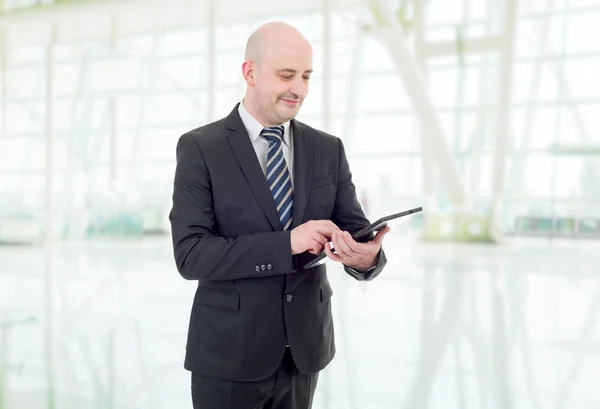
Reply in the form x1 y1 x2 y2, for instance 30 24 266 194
242 61 255 87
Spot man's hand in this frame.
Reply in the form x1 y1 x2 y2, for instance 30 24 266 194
324 226 391 271
290 220 340 255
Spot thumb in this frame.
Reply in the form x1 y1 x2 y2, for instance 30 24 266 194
371 225 391 245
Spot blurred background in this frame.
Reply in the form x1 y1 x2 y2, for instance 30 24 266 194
1 0 600 408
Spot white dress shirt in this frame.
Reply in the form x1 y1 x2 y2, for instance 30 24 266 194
238 100 294 189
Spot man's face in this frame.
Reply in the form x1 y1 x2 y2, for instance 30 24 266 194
252 44 313 125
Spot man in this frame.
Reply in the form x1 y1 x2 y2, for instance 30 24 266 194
169 21 390 409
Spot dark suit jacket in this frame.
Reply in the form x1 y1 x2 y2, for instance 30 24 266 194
169 104 387 382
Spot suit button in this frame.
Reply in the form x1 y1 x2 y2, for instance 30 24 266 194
261 264 266 271
285 294 293 303
255 266 260 272
267 264 273 270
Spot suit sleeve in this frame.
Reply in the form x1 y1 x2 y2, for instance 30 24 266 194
169 133 295 281
331 137 387 281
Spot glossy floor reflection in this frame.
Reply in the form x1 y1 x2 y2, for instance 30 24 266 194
1 233 599 409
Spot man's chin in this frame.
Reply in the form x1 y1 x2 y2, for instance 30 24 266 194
276 105 301 121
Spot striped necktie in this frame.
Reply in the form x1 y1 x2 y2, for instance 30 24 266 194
260 126 293 230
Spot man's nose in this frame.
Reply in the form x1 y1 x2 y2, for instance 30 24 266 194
290 77 307 99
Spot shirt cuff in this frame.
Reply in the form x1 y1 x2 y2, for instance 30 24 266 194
344 264 377 275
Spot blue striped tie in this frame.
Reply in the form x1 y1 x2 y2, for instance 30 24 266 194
261 126 293 231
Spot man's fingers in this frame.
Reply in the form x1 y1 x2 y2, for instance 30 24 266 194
308 238 323 254
341 231 365 254
315 223 340 236
324 244 342 262
332 233 351 259
371 226 391 245
312 220 340 237
313 233 328 247
317 220 340 230
307 236 324 254
334 232 356 258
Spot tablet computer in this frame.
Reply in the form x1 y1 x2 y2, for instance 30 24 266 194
302 206 423 270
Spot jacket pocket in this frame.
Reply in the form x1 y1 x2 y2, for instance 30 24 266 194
320 281 334 302
311 174 334 189
195 284 240 311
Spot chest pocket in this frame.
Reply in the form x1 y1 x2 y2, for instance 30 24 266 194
306 174 335 219
311 174 333 189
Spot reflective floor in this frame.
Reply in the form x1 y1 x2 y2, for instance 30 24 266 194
1 233 599 409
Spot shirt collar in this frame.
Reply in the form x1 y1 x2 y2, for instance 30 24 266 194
238 100 291 147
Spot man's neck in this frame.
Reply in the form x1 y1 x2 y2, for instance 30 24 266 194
242 99 276 128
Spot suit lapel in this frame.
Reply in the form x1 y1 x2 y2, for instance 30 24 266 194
226 106 282 231
291 119 312 229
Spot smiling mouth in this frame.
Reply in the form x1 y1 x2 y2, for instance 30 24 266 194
280 98 300 105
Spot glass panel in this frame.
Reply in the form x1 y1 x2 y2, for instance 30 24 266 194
214 84 244 119
216 52 244 86
144 93 201 125
331 11 360 36
331 77 353 117
91 56 143 92
511 106 561 149
559 105 581 144
349 114 418 154
54 63 81 96
516 17 565 59
428 68 460 108
566 11 600 53
284 13 323 42
519 0 568 14
522 154 555 197
299 77 322 117
160 29 208 55
454 112 478 152
553 156 586 197
425 26 459 42
216 22 252 50
6 67 45 99
513 62 559 103
6 102 44 134
574 105 600 143
0 137 43 170
57 14 110 42
563 57 600 99
159 56 208 89
6 45 45 66
361 37 396 73
569 0 600 5
117 34 155 56
355 73 411 113
330 37 361 76
0 173 44 211
425 0 465 26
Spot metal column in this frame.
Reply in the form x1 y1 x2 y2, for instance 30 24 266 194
0 29 6 158
491 0 518 210
109 12 117 184
44 24 57 241
413 0 435 204
43 23 57 409
321 0 332 133
207 0 217 122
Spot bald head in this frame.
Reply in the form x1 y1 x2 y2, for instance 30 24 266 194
244 21 312 69
241 21 313 127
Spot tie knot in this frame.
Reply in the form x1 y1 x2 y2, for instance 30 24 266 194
260 126 284 143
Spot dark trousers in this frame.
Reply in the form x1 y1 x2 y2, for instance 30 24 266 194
191 348 319 409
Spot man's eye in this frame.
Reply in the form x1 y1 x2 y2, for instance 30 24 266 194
281 75 293 80
303 76 311 81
